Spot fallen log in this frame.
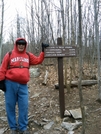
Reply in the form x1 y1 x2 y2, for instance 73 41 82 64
68 80 98 87
55 80 98 89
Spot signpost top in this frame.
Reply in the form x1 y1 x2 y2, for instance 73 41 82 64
45 45 77 58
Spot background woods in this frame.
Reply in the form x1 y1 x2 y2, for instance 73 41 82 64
0 0 101 81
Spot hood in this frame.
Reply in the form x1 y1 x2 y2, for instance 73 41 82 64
13 37 27 53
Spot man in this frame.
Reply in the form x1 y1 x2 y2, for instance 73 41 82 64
0 38 48 134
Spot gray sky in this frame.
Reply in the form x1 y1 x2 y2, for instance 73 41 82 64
4 0 59 41
4 0 26 40
3 0 93 41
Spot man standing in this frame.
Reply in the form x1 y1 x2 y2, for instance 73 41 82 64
0 38 48 134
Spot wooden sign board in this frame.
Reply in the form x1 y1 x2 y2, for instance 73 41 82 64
45 46 77 58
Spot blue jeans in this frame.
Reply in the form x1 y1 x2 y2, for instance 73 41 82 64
5 80 28 131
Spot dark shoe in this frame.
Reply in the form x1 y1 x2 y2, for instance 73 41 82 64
19 130 30 134
10 130 18 134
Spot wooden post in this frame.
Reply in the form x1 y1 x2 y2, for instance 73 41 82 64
44 37 77 118
57 37 65 118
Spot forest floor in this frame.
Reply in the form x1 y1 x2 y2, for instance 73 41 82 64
0 59 101 134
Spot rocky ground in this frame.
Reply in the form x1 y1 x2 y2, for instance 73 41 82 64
0 62 101 134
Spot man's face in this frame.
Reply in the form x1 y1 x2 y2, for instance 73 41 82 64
16 39 26 52
17 44 26 52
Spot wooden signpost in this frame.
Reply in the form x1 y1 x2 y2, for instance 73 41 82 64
45 37 77 118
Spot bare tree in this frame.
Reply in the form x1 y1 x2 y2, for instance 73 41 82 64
17 13 21 38
0 0 4 63
78 0 86 133
93 0 101 101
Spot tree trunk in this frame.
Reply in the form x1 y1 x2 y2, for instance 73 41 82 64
78 0 86 133
0 0 4 63
93 0 101 101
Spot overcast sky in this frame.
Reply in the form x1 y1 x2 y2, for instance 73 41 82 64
4 0 59 41
3 0 26 40
3 0 92 41
4 0 89 28
5 0 26 23
5 0 26 17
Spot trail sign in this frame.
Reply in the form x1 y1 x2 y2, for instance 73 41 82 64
45 46 77 58
45 38 77 118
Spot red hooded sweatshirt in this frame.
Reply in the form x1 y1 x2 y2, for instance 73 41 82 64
0 38 44 84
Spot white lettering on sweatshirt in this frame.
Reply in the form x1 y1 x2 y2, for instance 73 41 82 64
11 57 29 63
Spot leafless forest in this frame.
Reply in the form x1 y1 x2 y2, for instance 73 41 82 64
0 0 101 134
